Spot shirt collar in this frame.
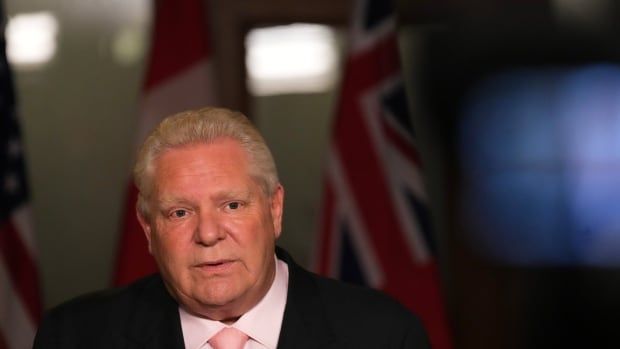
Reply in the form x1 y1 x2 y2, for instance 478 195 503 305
234 257 288 348
179 255 289 349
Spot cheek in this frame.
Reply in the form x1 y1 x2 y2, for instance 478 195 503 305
222 215 255 240
151 223 191 261
232 218 266 245
226 218 273 261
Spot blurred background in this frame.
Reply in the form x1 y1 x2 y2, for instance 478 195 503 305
4 0 620 348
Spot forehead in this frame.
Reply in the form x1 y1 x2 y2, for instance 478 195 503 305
153 139 250 182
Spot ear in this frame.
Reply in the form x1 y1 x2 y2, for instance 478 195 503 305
270 184 284 239
136 207 154 255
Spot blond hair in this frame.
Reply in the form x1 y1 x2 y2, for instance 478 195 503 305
134 106 279 217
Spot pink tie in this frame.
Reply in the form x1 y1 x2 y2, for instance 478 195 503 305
208 327 249 349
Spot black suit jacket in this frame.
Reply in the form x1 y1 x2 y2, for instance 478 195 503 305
33 248 431 348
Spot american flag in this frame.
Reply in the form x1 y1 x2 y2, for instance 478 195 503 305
113 0 216 285
0 3 42 348
315 0 452 348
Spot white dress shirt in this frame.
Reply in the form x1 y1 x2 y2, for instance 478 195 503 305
179 256 289 349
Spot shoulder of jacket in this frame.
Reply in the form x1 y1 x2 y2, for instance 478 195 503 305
44 273 163 320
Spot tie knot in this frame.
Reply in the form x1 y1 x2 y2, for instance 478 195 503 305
209 327 248 349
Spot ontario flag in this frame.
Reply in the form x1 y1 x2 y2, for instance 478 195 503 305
314 0 453 348
113 0 216 285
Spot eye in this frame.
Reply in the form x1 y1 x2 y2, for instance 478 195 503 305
226 202 242 210
170 209 189 218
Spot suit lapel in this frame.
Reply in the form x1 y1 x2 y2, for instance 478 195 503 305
125 276 185 349
276 248 342 349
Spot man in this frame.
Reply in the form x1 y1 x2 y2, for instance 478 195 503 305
34 107 431 348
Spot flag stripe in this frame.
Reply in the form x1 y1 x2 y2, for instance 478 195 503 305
384 141 428 206
0 220 40 323
11 206 36 258
327 151 384 287
143 0 210 90
316 181 335 273
403 189 436 254
0 259 36 349
382 116 422 166
381 84 415 138
344 37 401 93
114 185 157 285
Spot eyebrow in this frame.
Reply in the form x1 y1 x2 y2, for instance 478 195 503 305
156 190 254 206
156 197 194 208
211 190 253 201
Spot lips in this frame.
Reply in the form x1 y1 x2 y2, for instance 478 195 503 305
194 259 236 273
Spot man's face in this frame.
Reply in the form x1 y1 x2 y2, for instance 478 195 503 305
137 138 284 321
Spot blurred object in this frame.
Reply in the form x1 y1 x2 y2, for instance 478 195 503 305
314 0 453 348
0 2 42 348
111 24 147 66
245 23 338 96
417 7 620 348
113 0 216 286
551 0 612 28
421 15 620 267
5 11 58 70
460 65 620 266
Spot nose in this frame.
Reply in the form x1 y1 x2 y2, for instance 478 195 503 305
194 210 226 246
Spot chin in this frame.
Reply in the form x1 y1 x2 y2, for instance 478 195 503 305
192 282 245 307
